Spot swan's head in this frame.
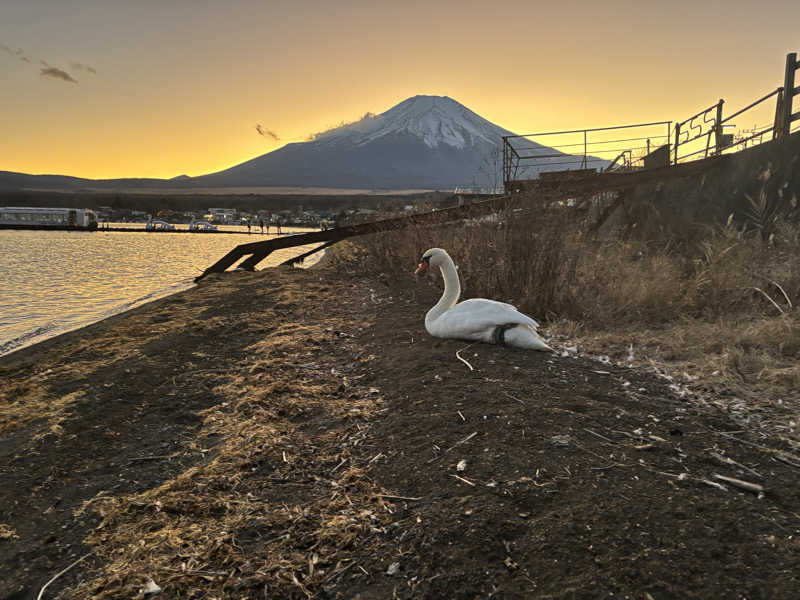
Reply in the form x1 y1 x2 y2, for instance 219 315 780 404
414 248 449 275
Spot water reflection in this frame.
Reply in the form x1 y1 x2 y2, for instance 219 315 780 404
0 227 323 356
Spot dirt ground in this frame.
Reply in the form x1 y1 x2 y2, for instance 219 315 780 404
1 259 798 599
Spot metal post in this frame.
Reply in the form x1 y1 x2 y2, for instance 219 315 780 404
674 122 680 165
714 99 724 155
773 89 785 139
666 122 671 167
780 52 797 138
502 137 510 188
582 130 587 169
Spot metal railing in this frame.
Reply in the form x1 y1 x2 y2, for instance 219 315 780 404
504 52 799 188
502 121 672 184
672 88 784 163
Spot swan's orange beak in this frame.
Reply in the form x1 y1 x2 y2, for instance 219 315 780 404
414 262 428 275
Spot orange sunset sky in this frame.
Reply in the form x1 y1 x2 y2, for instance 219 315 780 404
1 0 798 180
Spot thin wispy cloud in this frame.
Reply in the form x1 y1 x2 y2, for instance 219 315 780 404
70 61 97 74
0 43 31 63
40 67 78 84
3 43 95 81
256 124 280 141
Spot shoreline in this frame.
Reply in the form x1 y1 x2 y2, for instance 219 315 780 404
0 242 329 362
1 261 798 599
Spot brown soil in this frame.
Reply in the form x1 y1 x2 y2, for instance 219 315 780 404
1 260 798 599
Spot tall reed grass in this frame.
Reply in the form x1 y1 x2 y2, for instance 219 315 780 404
359 198 800 326
355 189 800 403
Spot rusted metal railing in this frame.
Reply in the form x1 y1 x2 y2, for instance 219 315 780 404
505 52 799 189
502 121 672 186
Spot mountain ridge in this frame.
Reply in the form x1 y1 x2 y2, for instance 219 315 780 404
0 96 569 192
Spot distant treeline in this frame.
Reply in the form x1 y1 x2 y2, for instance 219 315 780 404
0 190 460 214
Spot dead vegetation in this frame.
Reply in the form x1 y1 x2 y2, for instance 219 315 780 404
55 273 401 599
2 167 799 598
357 182 800 446
1 244 798 599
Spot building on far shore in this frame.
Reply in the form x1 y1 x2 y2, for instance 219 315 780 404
208 208 237 224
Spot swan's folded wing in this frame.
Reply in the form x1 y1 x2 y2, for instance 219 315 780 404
459 298 520 313
433 299 541 338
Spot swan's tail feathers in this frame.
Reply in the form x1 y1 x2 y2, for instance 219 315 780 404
503 324 553 351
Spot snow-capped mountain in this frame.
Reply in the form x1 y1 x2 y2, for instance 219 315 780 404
312 95 512 150
190 95 563 190
0 96 580 192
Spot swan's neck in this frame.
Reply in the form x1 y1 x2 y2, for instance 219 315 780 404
426 254 461 325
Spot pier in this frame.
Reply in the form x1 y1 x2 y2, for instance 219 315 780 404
0 223 308 235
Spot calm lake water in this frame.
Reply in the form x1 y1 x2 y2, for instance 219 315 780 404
0 225 323 356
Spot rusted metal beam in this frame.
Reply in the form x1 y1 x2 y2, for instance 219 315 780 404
279 240 339 266
194 195 519 282
195 149 736 283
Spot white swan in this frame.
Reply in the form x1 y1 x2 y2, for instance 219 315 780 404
415 248 552 351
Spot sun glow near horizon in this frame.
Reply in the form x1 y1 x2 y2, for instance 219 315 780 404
1 0 797 180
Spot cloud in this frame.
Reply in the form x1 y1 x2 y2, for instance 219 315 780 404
40 67 78 84
70 61 97 74
0 43 31 63
2 44 96 77
256 124 280 141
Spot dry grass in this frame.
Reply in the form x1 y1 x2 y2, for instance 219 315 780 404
0 383 86 436
358 188 800 439
68 275 396 599
0 523 19 540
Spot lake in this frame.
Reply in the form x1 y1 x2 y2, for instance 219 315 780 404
0 226 324 356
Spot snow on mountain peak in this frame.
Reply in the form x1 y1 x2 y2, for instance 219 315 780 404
312 95 511 150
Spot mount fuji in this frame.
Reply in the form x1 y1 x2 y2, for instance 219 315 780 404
191 95 550 190
0 96 574 192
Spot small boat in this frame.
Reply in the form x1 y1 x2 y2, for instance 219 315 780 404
145 218 176 231
189 218 218 232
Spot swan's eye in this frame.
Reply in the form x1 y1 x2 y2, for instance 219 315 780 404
422 255 431 263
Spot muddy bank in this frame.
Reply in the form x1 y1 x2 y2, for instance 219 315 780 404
1 262 798 599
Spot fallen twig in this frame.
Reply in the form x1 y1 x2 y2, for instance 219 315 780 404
445 431 478 454
451 474 476 486
708 451 762 478
712 473 764 494
330 458 347 473
699 478 728 491
376 493 423 501
503 392 525 406
750 287 784 314
712 430 800 463
768 278 793 310
160 566 230 576
128 455 172 463
37 553 92 600
774 454 800 469
323 560 356 583
584 428 615 443
455 344 475 371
